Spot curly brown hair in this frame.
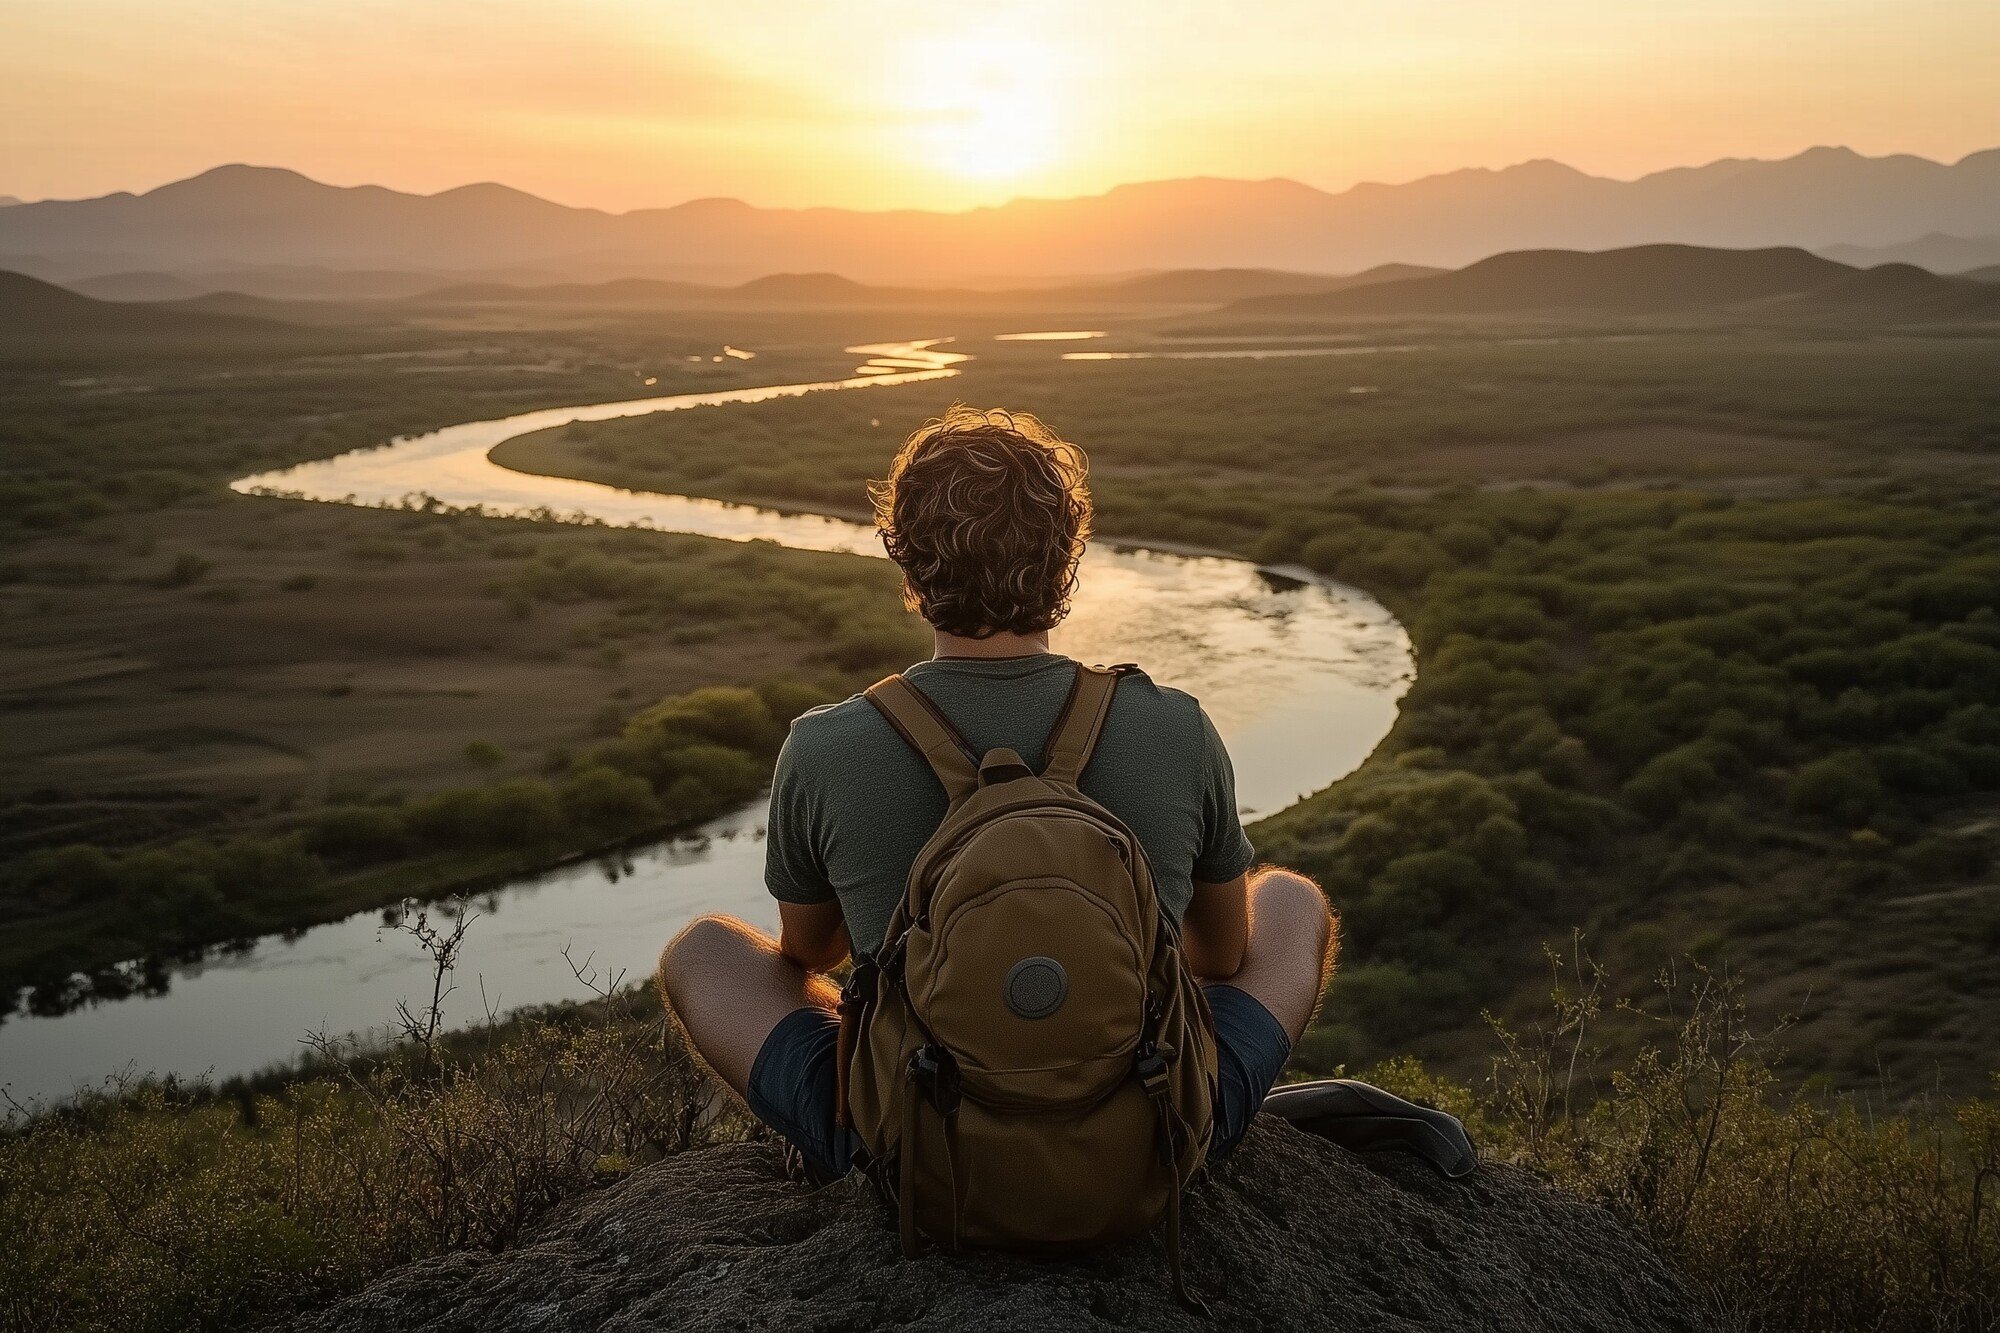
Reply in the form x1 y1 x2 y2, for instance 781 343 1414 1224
869 405 1093 638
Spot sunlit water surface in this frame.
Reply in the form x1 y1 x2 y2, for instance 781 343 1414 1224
0 339 1412 1107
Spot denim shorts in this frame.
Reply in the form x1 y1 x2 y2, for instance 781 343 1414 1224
745 982 1291 1181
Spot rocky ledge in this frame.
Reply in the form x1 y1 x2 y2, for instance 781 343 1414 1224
285 1118 1714 1332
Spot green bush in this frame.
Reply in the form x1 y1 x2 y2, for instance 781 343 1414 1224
1788 753 1884 824
1622 742 1721 817
558 765 662 837
307 807 408 863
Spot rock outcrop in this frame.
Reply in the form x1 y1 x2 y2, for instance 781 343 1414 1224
286 1118 1714 1332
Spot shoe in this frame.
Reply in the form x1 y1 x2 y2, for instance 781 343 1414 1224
1262 1078 1478 1179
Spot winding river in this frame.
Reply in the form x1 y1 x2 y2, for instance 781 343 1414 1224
0 338 1412 1108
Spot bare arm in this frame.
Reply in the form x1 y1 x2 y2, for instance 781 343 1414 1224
1180 871 1250 980
777 899 852 974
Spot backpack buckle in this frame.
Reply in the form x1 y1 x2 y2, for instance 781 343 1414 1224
1135 1042 1171 1090
839 957 879 1015
909 1045 961 1115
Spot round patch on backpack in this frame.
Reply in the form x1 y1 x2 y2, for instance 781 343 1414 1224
1004 956 1069 1020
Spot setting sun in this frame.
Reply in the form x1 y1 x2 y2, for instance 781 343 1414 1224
900 30 1067 183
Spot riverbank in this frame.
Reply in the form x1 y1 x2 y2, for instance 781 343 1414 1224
491 330 2000 1099
0 489 928 1011
484 442 1278 568
2 341 1412 1102
12 321 1998 1106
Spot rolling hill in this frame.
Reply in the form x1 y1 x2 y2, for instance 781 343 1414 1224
1042 263 1444 304
66 270 209 301
1819 232 2000 274
1210 244 2000 324
0 269 341 355
414 271 978 307
64 266 507 302
5 147 1998 285
1757 263 2000 322
417 276 717 305
405 264 1442 309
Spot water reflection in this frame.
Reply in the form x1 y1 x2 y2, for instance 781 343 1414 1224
0 335 1412 1108
995 330 1108 341
1064 344 1423 361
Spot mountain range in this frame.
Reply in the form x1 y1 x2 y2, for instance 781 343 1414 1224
0 269 336 356
407 263 1442 309
1211 245 2000 324
1820 232 2000 274
3 147 1998 286
9 241 1997 367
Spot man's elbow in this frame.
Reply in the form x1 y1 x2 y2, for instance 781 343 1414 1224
780 931 849 975
1187 936 1247 981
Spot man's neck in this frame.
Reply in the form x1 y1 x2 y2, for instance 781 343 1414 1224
932 628 1051 660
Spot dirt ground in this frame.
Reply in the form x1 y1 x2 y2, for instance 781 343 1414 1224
0 493 848 854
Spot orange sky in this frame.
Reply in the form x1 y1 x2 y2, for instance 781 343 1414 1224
5 0 1997 211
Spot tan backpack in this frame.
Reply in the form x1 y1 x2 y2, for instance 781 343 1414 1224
835 663 1219 1305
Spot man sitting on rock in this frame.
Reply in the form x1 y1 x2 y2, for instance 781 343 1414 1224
658 404 1335 1197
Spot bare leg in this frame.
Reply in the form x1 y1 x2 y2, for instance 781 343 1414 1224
1224 868 1338 1043
658 914 837 1100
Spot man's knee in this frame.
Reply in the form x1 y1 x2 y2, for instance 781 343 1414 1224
1254 867 1337 962
658 913 751 1012
1254 866 1330 921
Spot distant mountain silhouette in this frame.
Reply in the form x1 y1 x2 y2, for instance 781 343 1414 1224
0 269 342 355
63 264 511 302
1750 262 2000 322
726 272 964 304
1818 233 2000 274
1211 244 2000 323
408 265 1439 309
1965 264 2000 284
417 272 978 307
68 270 207 301
1044 264 1443 304
162 289 381 326
2 269 274 330
420 276 716 305
0 196 22 208
5 148 1998 284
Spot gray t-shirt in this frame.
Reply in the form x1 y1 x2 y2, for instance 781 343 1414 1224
765 653 1256 955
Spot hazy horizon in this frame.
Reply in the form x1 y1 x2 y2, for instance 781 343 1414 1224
8 0 1998 213
10 142 2000 217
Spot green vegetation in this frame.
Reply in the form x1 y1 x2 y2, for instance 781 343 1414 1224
1 664 931 1011
4 947 1992 1333
0 315 927 1009
5 314 1997 1328
516 331 2000 1095
1259 480 2000 1091
497 333 2000 512
1383 956 2000 1333
0 353 633 544
0 493 931 1008
0 929 741 1333
0 312 860 547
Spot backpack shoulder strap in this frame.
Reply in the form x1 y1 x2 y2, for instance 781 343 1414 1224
1041 663 1131 787
865 674 977 803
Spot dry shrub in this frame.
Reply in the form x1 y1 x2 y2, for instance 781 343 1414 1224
1423 939 2000 1333
0 904 741 1333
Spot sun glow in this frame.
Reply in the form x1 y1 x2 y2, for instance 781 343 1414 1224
900 30 1067 185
